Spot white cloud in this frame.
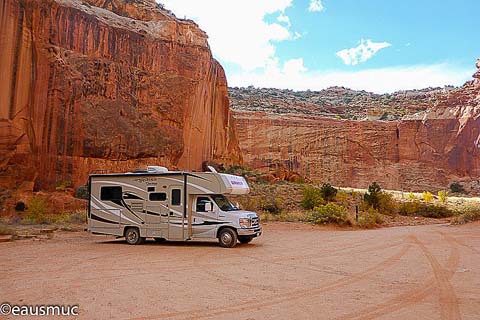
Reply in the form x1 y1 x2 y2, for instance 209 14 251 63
336 39 392 66
308 0 324 12
282 58 307 75
160 0 294 71
229 63 473 94
277 13 291 27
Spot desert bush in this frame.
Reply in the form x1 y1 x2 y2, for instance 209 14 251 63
335 191 350 206
421 191 433 203
52 211 86 224
260 197 283 215
23 196 49 224
450 182 466 194
308 203 350 226
14 201 26 212
398 201 453 218
407 192 417 201
301 186 325 210
320 183 337 202
452 204 480 225
0 225 15 235
364 182 382 209
377 193 398 216
237 197 259 212
438 190 449 204
74 185 89 199
55 181 72 192
358 207 384 228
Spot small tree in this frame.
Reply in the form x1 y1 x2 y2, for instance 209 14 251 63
364 182 382 209
422 191 433 204
438 190 449 204
450 182 466 194
320 183 337 202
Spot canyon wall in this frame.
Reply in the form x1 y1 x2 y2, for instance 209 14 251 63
0 0 241 193
234 71 480 192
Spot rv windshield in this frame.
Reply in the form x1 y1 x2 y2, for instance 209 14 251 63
212 194 239 211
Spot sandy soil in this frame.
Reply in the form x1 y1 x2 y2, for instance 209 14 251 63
0 222 479 320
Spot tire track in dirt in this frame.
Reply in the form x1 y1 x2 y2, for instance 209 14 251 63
130 240 412 320
438 230 480 255
413 234 461 320
337 233 460 320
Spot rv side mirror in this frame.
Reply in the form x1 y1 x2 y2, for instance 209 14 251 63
205 202 213 212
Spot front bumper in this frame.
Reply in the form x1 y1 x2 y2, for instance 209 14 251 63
237 226 262 237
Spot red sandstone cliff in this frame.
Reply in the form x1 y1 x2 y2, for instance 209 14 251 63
0 0 241 193
234 66 480 192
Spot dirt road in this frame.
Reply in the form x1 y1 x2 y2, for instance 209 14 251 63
1 222 479 319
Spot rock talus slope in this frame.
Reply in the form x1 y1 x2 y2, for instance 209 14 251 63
234 66 480 192
0 0 241 191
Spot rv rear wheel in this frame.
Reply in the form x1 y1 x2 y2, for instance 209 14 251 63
218 228 238 248
125 227 143 245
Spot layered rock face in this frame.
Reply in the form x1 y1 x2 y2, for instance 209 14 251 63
0 0 241 192
234 68 480 192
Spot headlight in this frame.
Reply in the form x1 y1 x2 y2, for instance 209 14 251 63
239 218 251 228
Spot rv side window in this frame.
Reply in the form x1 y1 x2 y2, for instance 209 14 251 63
100 186 122 201
171 189 181 205
149 192 167 201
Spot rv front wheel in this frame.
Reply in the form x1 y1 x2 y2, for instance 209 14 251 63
125 227 143 245
218 228 238 248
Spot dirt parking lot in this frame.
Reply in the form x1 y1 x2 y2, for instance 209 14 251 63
1 222 479 320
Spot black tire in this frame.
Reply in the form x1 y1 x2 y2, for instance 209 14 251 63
154 237 166 243
218 228 238 248
125 227 143 245
238 236 254 244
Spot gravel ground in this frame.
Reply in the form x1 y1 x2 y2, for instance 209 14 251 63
0 222 479 319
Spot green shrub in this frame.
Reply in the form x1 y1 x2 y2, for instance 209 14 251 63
260 197 283 215
452 204 480 225
320 183 337 202
308 203 350 226
50 211 86 224
14 201 26 212
301 186 325 210
377 193 398 216
0 225 15 235
399 201 453 218
450 182 466 194
55 181 72 192
23 196 49 224
74 185 89 199
335 191 350 206
364 182 382 209
358 207 384 228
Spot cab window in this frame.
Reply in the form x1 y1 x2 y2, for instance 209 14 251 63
196 197 212 212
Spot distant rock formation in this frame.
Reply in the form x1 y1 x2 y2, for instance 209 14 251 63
0 0 241 192
233 60 480 192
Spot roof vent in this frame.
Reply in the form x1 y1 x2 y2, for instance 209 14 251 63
147 166 169 173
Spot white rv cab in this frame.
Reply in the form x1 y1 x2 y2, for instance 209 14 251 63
87 167 261 247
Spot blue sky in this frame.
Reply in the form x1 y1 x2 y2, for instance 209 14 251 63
160 0 479 93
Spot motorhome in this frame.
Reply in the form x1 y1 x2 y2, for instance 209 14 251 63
87 166 262 247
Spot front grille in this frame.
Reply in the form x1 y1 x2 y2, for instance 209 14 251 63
252 216 259 227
